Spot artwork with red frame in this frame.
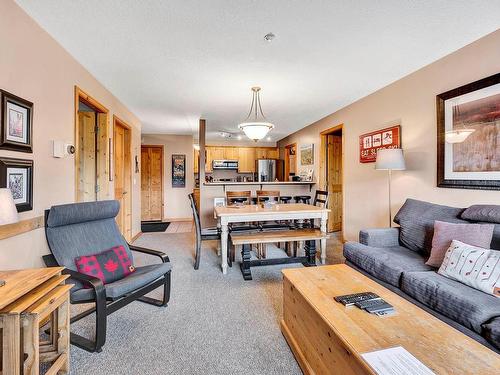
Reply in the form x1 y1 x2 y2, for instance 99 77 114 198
359 125 401 163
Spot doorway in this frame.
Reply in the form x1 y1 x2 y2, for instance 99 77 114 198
113 116 132 241
140 145 164 222
75 87 109 202
284 143 297 181
320 124 343 232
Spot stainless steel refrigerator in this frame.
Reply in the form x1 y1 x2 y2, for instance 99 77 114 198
255 159 283 182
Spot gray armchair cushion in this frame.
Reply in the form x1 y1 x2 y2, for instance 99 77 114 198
359 228 400 248
46 200 132 272
401 271 500 337
393 198 467 254
71 263 171 302
343 242 431 287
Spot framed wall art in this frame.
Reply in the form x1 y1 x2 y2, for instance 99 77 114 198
0 90 33 153
300 143 314 165
172 154 186 188
437 73 500 190
359 125 401 163
0 157 33 212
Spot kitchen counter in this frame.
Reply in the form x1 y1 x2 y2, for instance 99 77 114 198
204 181 315 186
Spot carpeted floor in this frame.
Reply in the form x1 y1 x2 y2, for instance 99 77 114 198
70 231 344 374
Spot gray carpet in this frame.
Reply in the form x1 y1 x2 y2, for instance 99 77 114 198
69 231 312 374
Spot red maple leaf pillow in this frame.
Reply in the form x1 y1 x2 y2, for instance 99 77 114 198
75 245 135 285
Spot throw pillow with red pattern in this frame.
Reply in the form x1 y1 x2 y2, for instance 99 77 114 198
75 245 135 285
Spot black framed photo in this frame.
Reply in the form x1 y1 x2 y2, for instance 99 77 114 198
437 73 500 190
0 157 33 212
0 90 33 153
172 154 185 188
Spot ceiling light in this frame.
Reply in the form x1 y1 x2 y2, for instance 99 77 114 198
266 136 271 141
445 100 476 143
264 32 275 42
193 144 200 150
238 87 274 142
237 135 242 140
445 129 475 143
219 131 232 138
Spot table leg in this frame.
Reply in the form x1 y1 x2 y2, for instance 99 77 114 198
320 217 327 264
2 314 21 375
221 224 228 274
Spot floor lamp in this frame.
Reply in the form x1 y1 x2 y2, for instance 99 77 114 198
375 149 406 227
0 188 19 287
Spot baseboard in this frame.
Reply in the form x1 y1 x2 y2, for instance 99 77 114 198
131 232 142 242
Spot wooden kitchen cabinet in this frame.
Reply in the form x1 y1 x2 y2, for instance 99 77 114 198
224 147 238 160
238 147 256 173
194 149 199 173
265 148 279 159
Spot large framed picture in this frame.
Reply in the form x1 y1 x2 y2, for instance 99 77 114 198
437 73 500 190
0 157 33 212
0 90 33 153
172 154 186 188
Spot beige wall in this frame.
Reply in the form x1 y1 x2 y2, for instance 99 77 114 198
0 0 142 269
278 30 500 242
142 134 195 221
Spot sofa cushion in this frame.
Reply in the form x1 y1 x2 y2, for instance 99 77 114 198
482 317 500 350
393 199 467 254
426 221 495 267
343 242 431 287
462 205 500 224
71 263 171 302
401 271 500 335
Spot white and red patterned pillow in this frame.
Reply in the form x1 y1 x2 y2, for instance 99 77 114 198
438 240 500 298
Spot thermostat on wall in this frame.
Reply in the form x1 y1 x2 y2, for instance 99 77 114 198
53 141 75 158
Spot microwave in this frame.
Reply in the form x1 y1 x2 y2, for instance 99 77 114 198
212 160 239 170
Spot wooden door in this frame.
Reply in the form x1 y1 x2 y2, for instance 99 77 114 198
141 146 163 221
327 134 342 231
77 111 96 202
114 120 132 240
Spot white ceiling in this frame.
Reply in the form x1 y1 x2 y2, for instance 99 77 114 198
15 0 500 142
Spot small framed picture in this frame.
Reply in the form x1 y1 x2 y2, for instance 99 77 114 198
0 90 33 153
0 157 33 212
172 154 186 188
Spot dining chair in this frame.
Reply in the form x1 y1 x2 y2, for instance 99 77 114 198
188 193 221 269
226 190 251 205
256 190 280 203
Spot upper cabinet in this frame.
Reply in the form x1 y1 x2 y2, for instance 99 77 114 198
196 146 279 174
238 147 256 173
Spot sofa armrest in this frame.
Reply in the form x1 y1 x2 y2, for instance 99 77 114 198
359 228 400 247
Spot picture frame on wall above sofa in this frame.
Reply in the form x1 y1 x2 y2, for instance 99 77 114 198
0 157 33 212
437 73 500 190
172 154 186 188
0 90 33 153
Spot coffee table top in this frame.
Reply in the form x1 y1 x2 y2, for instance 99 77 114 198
282 265 500 374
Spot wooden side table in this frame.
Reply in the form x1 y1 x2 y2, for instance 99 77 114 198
0 267 72 375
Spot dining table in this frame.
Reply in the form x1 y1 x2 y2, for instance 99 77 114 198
214 203 330 274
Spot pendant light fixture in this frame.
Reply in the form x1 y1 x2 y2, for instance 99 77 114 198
238 87 274 142
445 100 475 144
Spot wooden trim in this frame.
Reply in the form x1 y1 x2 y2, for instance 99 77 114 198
164 217 193 222
130 232 142 243
74 86 110 202
0 216 44 241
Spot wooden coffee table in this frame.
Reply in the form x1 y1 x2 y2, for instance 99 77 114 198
281 265 500 375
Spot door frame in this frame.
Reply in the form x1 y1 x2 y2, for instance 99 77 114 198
113 115 133 240
74 86 110 201
284 143 297 180
319 124 344 234
140 144 164 222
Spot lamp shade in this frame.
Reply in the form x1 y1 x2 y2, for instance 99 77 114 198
375 148 406 170
0 188 18 225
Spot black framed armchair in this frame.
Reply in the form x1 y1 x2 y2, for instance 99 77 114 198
43 200 171 353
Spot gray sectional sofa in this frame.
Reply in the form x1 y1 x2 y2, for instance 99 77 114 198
343 199 500 353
